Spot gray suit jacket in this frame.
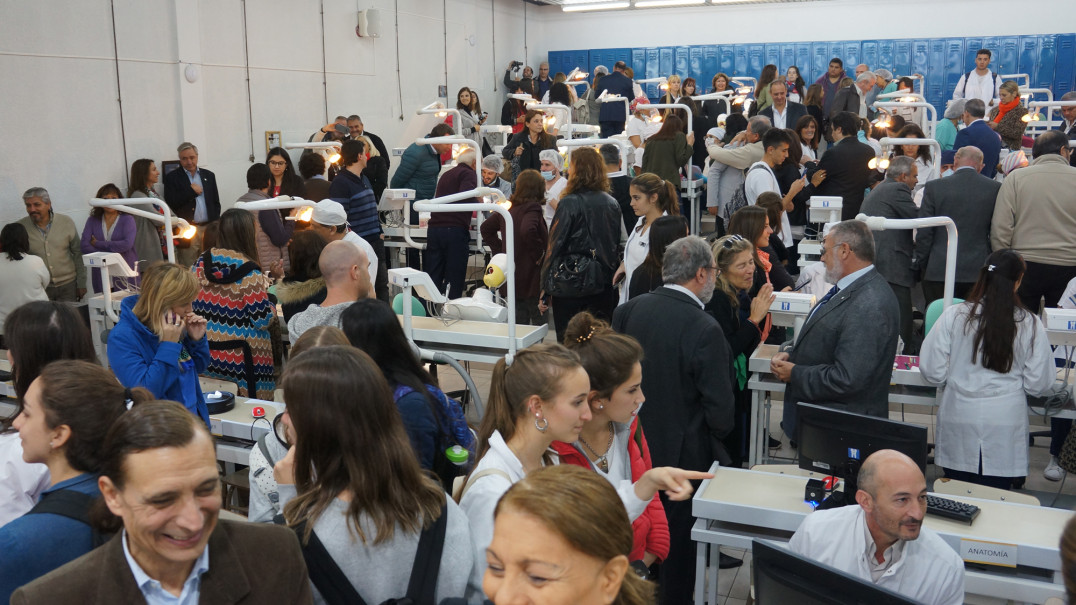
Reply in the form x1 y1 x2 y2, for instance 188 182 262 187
915 168 1000 283
861 180 918 287
783 267 899 434
829 86 874 120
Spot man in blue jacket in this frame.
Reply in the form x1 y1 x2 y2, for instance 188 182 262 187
595 61 635 138
953 99 1002 178
389 123 454 267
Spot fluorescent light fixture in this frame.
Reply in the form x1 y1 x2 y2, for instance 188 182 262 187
562 1 629 11
636 0 704 6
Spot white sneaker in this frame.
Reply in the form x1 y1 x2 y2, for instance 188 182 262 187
1044 457 1065 481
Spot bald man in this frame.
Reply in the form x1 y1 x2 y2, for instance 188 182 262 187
788 450 965 604
287 240 371 342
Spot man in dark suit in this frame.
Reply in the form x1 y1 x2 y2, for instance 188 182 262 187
804 112 876 220
613 235 736 601
829 72 878 120
12 401 312 604
163 142 221 267
596 61 635 138
861 156 920 353
771 220 899 437
759 81 807 130
346 114 390 169
915 146 1000 306
953 98 1002 178
1058 91 1076 167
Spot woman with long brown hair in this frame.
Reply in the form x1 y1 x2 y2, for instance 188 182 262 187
614 173 680 306
640 115 693 199
277 346 472 602
502 109 557 181
541 147 623 343
81 183 137 293
753 64 778 114
126 158 167 266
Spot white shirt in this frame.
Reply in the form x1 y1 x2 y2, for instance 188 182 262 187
800 143 816 163
122 529 210 605
744 161 793 248
341 230 378 286
0 433 50 528
913 157 938 193
952 70 1001 108
619 214 666 306
0 254 49 336
919 302 1054 476
543 176 567 228
573 423 631 482
788 504 965 605
771 104 788 129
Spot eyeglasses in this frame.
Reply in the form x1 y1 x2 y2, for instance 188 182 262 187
721 234 745 249
268 160 287 167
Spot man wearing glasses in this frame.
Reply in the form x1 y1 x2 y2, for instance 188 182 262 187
164 142 221 267
770 220 899 440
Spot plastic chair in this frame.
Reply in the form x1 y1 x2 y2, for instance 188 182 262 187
924 298 964 337
392 293 427 317
932 477 1041 506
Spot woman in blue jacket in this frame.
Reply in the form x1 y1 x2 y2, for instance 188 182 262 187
107 262 212 428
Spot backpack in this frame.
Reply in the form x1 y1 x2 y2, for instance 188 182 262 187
393 383 475 490
723 163 770 223
26 489 110 548
961 70 999 98
275 503 448 605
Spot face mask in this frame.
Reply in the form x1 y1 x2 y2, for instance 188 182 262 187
541 170 555 181
941 169 954 178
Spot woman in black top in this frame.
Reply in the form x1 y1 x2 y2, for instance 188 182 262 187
704 234 775 467
728 205 794 294
502 109 557 181
702 73 732 129
627 215 688 300
265 147 306 198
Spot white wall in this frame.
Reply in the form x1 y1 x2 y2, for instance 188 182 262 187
535 0 1076 49
0 0 536 229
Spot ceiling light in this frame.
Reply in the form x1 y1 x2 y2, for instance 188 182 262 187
562 1 629 11
636 0 704 6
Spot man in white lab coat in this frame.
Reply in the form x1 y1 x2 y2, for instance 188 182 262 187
788 450 965 605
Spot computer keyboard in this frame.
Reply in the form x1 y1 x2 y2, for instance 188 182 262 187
926 494 981 524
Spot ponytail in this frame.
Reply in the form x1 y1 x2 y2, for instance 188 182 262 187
630 172 681 218
964 249 1026 373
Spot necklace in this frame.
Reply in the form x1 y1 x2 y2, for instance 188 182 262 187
578 422 615 473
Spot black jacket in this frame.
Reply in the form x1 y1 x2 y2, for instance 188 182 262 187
805 136 875 220
502 131 556 180
163 166 221 223
541 189 622 296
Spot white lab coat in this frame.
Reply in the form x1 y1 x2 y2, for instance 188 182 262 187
919 302 1054 476
619 213 666 306
788 504 965 605
458 430 649 602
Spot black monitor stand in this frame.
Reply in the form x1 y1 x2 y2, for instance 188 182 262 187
815 458 861 510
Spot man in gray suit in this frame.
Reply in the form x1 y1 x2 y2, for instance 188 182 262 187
771 220 899 437
915 146 1000 306
861 156 920 353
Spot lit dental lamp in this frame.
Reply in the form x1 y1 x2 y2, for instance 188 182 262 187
543 114 558 128
868 156 891 170
296 205 314 222
177 220 197 240
872 110 892 130
566 67 588 82
736 86 752 95
1022 112 1043 123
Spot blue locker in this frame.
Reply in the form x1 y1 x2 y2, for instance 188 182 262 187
734 45 749 77
964 38 983 72
1035 35 1056 90
879 39 895 73
659 47 674 78
861 41 879 72
689 46 704 83
893 39 912 77
828 42 843 69
795 43 811 81
645 48 660 98
843 41 861 69
632 48 646 75
765 44 781 69
588 50 603 75
613 48 632 72
718 45 735 77
675 46 690 79
570 50 589 75
702 46 719 87
1018 36 1040 84
911 40 929 77
1054 34 1075 96
546 51 566 78
926 39 947 112
998 37 1019 75
982 38 1001 71
780 44 796 73
811 43 829 81
945 38 966 101
747 44 765 77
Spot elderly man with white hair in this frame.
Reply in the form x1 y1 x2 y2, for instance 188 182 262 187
427 148 478 299
539 148 566 227
480 154 513 199
831 71 879 120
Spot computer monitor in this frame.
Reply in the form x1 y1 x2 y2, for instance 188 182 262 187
797 403 928 507
753 539 918 605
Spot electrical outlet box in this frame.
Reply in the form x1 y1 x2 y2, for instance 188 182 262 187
770 292 817 314
809 196 843 224
1044 308 1076 331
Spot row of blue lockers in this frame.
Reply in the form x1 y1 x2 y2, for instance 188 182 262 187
548 34 1075 116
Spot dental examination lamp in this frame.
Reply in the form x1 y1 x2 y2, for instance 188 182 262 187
872 100 938 140
234 195 315 223
508 93 538 106
284 141 342 167
1026 99 1076 126
556 138 634 176
858 213 958 309
415 135 479 164
1002 73 1031 89
89 197 195 265
416 101 461 132
873 137 942 179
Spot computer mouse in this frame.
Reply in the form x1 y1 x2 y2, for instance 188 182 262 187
252 406 265 419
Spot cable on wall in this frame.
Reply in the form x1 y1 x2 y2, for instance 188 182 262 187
320 0 329 123
491 0 497 92
443 0 449 96
240 0 255 161
394 0 404 119
108 0 130 185
524 2 528 68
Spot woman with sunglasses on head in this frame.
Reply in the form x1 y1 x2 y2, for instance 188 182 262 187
706 235 777 466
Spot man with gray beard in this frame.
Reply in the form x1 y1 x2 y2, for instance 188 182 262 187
770 220 899 438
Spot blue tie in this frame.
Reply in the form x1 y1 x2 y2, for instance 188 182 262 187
807 285 840 322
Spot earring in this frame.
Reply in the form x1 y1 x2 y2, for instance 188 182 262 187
535 416 549 432
598 404 604 410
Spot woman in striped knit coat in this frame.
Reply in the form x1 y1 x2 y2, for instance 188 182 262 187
192 209 276 399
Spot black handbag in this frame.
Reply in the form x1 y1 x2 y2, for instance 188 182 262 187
549 252 605 298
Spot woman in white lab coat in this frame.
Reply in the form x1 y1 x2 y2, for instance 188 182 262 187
919 250 1055 489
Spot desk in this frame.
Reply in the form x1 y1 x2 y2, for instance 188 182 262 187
691 464 1071 604
210 397 283 468
398 315 548 364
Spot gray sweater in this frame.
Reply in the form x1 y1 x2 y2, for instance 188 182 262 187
309 497 473 604
287 301 352 343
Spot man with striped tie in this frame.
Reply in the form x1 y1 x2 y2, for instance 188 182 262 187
770 219 900 439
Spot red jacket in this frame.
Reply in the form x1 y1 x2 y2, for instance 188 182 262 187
552 418 670 562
